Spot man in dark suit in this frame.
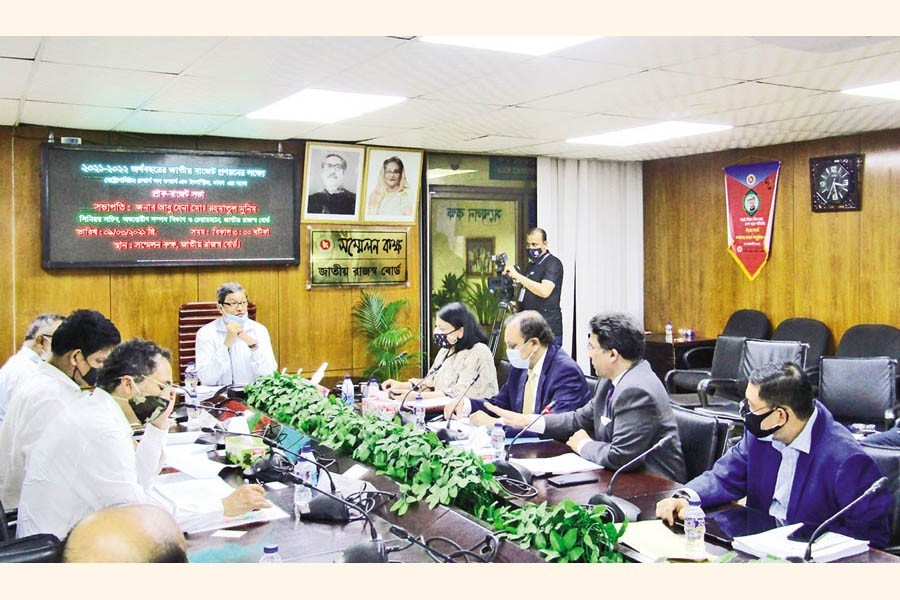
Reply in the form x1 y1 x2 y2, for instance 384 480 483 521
444 310 590 425
489 312 686 482
307 153 356 215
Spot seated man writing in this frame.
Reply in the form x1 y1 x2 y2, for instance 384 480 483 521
444 310 590 425
656 362 891 548
487 312 686 482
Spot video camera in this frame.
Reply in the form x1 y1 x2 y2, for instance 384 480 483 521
487 252 516 304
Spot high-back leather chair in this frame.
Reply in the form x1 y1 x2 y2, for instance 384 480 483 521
495 359 511 390
177 301 257 383
836 324 900 360
860 441 900 551
666 335 746 407
722 309 772 340
585 375 602 400
820 357 897 430
671 404 731 482
0 534 61 563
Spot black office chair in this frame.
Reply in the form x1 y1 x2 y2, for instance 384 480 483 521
695 339 807 420
496 359 511 389
819 357 897 431
585 375 602 399
671 404 731 482
771 317 833 392
835 324 900 360
0 498 60 563
681 309 772 370
859 441 900 553
665 335 746 407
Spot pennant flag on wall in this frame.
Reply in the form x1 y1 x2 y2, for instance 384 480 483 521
723 161 781 280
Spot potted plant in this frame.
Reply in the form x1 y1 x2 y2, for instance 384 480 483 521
351 290 416 380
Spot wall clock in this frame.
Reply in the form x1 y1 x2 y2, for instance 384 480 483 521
809 154 863 212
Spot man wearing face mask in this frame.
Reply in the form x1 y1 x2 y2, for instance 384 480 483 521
656 362 891 548
0 309 121 510
195 282 277 387
444 310 589 425
16 338 272 540
503 228 564 345
0 313 65 426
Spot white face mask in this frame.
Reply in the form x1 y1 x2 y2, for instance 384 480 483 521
224 313 249 326
506 342 535 369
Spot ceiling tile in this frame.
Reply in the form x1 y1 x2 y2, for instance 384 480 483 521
20 101 133 130
761 51 900 91
551 37 759 69
41 37 223 73
0 37 41 59
115 110 233 136
346 98 501 129
209 117 320 141
143 75 294 115
0 58 34 98
0 98 18 125
304 122 414 143
29 62 174 108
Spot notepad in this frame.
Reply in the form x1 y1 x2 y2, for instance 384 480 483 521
731 523 869 562
509 453 600 477
618 519 713 562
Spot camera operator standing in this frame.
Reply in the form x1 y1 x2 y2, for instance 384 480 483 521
503 228 564 346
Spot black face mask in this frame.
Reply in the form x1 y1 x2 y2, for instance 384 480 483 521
128 391 169 424
433 327 460 350
740 401 785 438
74 357 99 387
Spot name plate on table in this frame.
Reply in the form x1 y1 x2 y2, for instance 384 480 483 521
309 227 408 287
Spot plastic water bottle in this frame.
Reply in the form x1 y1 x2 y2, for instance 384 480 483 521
341 375 354 407
259 545 282 563
683 499 706 560
183 362 200 431
490 423 506 460
665 322 674 344
413 394 426 430
292 445 317 518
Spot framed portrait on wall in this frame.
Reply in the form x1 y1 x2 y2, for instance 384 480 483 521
363 147 424 223
302 142 364 222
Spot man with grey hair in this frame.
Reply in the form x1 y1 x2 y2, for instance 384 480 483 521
195 282 277 386
0 313 65 425
62 504 188 563
307 152 356 215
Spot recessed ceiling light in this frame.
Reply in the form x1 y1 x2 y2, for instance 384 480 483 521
247 89 406 123
842 80 900 101
419 36 597 56
567 121 732 146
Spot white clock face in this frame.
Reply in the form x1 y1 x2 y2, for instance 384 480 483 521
817 163 851 204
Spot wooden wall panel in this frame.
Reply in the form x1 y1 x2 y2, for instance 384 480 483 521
644 129 899 349
0 129 13 356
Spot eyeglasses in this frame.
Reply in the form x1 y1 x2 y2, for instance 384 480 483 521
144 377 174 394
739 398 779 416
221 300 249 308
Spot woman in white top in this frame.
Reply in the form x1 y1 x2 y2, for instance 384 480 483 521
383 302 498 401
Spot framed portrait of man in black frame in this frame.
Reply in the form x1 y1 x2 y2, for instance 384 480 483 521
303 142 364 222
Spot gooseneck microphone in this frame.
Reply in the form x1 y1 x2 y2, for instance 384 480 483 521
801 476 888 562
490 401 557 485
588 434 674 522
397 358 445 415
436 373 481 444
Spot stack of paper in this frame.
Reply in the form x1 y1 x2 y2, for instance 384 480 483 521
618 519 713 562
509 453 600 477
732 523 869 562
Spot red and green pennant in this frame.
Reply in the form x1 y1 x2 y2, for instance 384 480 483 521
723 161 781 280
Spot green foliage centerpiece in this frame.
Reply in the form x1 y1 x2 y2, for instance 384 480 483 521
351 290 416 380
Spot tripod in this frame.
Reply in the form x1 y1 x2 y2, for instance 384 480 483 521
488 299 515 357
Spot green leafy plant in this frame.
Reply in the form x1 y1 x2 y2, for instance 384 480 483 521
431 271 471 313
465 274 499 326
245 372 625 563
351 290 416 380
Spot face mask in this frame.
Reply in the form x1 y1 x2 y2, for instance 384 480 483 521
740 401 785 438
224 313 249 326
74 356 99 387
528 248 543 261
433 327 459 350
506 342 535 369
128 389 169 424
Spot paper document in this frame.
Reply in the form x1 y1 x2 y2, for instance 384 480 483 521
166 431 205 445
618 519 713 562
509 453 601 477
732 523 868 562
164 444 227 479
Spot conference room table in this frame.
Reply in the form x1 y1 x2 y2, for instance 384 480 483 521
179 397 898 564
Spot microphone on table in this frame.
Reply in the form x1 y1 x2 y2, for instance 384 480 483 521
436 373 481 444
396 360 446 426
796 476 889 562
202 426 349 523
588 434 674 522
490 401 556 485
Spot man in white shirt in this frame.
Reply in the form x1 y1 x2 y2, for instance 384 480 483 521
0 313 65 425
0 309 121 509
195 281 277 387
16 338 272 540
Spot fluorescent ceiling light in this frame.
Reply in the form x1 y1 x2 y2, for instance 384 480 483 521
567 121 732 146
842 80 900 100
419 36 597 56
247 89 406 123
427 168 478 180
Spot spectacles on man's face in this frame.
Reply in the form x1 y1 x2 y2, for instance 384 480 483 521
221 300 249 309
143 377 174 396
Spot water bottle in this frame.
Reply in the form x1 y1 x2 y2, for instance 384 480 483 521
490 423 506 460
683 499 706 560
665 322 674 344
363 378 379 418
259 545 282 563
413 394 426 430
292 445 317 518
341 375 354 407
183 362 200 431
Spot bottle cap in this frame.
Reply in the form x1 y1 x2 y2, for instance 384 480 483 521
263 545 279 553
344 374 351 379
301 444 313 453
688 499 701 506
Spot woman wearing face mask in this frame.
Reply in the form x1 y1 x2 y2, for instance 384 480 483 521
195 282 278 387
383 302 498 402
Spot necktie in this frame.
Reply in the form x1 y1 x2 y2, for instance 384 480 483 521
522 368 538 415
604 384 615 419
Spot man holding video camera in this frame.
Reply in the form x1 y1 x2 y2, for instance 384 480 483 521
503 228 564 345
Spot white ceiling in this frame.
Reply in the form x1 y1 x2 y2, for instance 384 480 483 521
2 36 900 161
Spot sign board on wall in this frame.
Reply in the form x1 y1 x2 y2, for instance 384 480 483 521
308 227 408 287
